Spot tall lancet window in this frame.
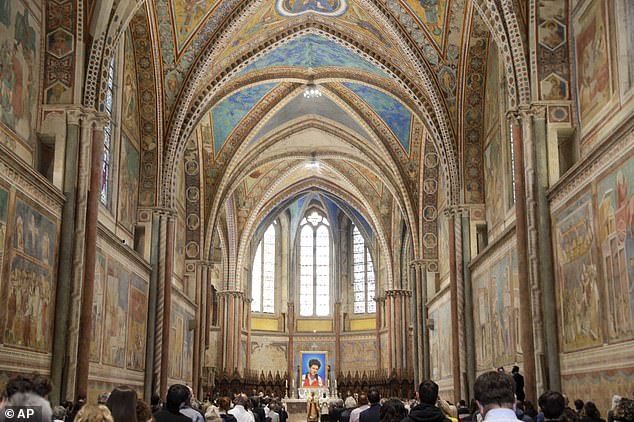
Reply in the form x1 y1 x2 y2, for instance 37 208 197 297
251 224 276 313
300 210 330 316
353 226 376 314
101 56 117 208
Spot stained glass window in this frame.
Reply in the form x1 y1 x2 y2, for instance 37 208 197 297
101 57 116 207
299 210 330 316
251 225 276 313
352 226 376 314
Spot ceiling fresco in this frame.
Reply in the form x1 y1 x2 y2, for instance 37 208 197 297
217 0 403 65
154 0 466 121
250 92 373 143
210 82 279 156
169 0 222 53
345 160 384 198
400 0 452 51
341 82 413 154
239 34 388 77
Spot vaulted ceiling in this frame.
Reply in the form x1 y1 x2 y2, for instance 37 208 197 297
130 0 526 285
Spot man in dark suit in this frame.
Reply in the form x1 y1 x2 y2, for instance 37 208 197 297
512 366 526 402
359 390 381 422
154 384 194 422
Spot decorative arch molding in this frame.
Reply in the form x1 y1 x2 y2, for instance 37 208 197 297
225 196 239 290
129 6 165 207
161 19 460 210
84 0 145 109
473 0 530 108
202 116 419 264
215 224 230 291
234 174 395 292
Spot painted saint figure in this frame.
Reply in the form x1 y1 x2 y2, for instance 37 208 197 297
302 358 324 387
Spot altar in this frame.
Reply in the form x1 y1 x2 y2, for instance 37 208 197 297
283 389 332 422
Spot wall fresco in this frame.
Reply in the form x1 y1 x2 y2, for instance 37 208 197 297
121 30 140 139
3 197 57 352
90 250 106 362
554 193 603 351
0 0 40 149
574 0 611 127
472 247 520 369
102 261 129 368
597 155 634 341
429 295 451 381
0 187 8 279
117 134 140 233
126 273 148 371
250 339 288 374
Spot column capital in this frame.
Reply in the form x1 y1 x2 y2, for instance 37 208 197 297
218 290 246 300
409 259 438 271
409 259 424 269
384 289 412 297
78 108 109 130
148 206 178 218
506 110 521 125
194 260 214 270
519 104 547 121
373 295 386 303
442 205 469 218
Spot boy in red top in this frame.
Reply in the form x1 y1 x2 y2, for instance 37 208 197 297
302 359 324 387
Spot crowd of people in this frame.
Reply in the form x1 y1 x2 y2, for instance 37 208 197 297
0 371 632 422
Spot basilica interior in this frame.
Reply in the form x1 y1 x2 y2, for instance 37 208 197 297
0 0 633 414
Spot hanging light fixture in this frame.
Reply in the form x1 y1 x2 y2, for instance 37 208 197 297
303 74 322 99
304 84 322 99
306 152 320 169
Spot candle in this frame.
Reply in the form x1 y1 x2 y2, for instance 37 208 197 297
285 380 288 388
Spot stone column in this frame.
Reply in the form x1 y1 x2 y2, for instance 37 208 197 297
386 292 393 370
530 107 561 391
220 291 245 373
225 292 235 371
193 263 203 395
447 211 462 402
245 296 252 371
205 265 212 349
217 291 226 369
410 261 430 382
420 265 430 380
287 301 295 394
375 296 384 369
51 109 81 404
394 291 403 373
75 114 108 400
334 302 342 373
461 208 476 400
509 112 537 404
144 208 161 399
410 263 420 387
63 110 96 400
153 209 176 398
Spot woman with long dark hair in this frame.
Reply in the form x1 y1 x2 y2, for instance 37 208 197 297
582 402 606 422
106 385 138 422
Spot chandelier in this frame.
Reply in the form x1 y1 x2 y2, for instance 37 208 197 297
304 83 322 99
